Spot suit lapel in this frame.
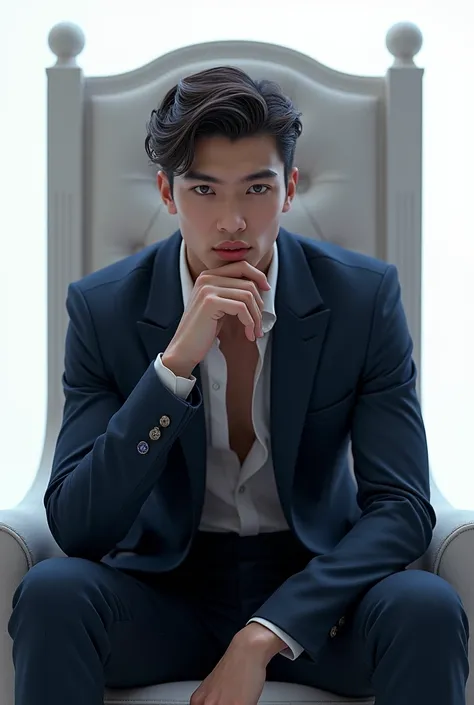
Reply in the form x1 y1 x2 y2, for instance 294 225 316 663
271 230 331 528
136 231 207 519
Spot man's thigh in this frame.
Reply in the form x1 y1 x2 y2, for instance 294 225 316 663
101 567 223 688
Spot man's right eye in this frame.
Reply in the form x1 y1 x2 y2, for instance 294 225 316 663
192 185 215 196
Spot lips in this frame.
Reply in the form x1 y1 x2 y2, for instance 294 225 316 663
213 245 251 261
214 241 250 251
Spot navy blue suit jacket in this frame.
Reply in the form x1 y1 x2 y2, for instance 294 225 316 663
45 228 436 663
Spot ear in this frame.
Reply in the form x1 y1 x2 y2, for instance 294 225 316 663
157 171 177 215
282 167 299 213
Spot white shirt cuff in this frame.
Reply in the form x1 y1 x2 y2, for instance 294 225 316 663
246 618 304 660
154 353 196 400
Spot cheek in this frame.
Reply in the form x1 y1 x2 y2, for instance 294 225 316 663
175 196 209 223
251 194 282 217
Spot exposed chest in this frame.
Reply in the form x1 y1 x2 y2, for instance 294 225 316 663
218 333 260 464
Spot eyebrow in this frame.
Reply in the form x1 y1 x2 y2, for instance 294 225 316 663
182 168 279 184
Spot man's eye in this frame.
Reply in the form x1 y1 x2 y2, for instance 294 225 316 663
248 184 270 194
193 185 215 195
192 184 270 196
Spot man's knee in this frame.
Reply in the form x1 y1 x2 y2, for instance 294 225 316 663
366 569 468 636
9 557 105 636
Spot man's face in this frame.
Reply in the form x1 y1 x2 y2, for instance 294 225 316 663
157 134 298 279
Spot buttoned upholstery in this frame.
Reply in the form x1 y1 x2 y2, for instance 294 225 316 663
0 20 474 705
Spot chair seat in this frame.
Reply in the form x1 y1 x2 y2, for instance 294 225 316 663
104 681 374 705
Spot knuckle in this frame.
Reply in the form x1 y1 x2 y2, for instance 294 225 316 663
199 284 214 298
247 281 258 297
201 293 216 310
196 274 211 290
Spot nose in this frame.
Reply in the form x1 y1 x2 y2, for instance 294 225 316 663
217 210 247 234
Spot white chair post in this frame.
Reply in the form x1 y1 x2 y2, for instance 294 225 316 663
385 22 424 398
32 23 87 497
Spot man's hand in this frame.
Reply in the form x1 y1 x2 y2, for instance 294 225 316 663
162 261 270 379
190 624 285 705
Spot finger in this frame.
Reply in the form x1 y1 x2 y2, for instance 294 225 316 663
215 287 263 336
205 261 270 290
198 275 264 310
200 284 262 331
205 294 258 341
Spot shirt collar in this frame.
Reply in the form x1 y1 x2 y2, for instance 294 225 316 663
179 239 278 334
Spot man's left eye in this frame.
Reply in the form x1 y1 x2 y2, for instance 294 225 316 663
248 185 269 194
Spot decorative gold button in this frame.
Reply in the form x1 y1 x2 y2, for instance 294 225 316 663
329 626 338 638
159 415 171 428
338 616 345 627
149 427 161 441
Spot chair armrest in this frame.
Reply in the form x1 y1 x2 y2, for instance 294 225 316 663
0 505 63 571
0 504 63 633
0 504 63 622
0 505 63 705
421 505 474 587
417 505 474 705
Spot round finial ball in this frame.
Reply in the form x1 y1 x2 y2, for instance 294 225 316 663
48 22 85 61
386 22 423 62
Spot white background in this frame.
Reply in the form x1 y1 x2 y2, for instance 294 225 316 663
0 0 472 509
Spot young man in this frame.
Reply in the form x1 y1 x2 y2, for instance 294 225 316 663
9 67 468 704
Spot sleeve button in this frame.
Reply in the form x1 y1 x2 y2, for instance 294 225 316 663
149 427 161 441
159 415 171 428
137 441 149 455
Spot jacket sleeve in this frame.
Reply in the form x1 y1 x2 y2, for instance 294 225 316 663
44 282 201 561
251 264 436 664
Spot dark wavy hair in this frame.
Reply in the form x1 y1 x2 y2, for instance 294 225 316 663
145 66 303 195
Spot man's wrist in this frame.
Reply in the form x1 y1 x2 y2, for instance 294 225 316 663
161 351 195 379
232 623 286 666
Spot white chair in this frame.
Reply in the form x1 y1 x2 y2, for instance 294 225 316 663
0 20 473 705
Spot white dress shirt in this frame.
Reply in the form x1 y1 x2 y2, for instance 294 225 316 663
154 241 303 660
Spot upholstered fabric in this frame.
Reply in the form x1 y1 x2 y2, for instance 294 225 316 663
104 681 374 704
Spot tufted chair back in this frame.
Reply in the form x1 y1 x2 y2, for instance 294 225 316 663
39 21 424 492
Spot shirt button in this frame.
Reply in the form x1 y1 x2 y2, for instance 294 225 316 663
239 485 246 494
212 382 220 391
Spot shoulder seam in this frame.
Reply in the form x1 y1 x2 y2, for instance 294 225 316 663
307 251 389 276
79 263 151 294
